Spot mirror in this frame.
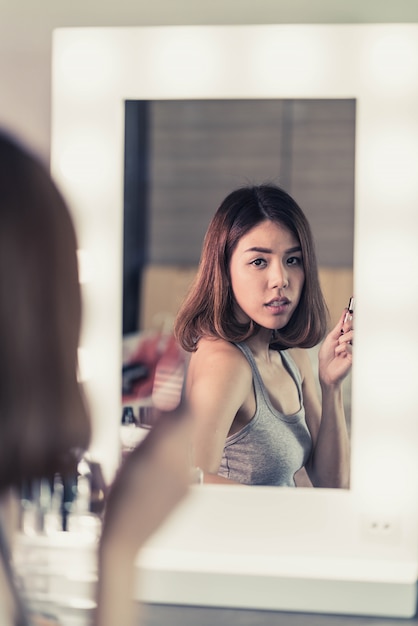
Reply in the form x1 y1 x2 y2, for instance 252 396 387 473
121 97 355 436
51 25 418 617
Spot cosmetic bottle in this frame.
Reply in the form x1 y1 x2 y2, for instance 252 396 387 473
120 405 148 460
41 475 63 535
67 463 101 540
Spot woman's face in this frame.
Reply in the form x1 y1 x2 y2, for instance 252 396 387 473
229 219 305 331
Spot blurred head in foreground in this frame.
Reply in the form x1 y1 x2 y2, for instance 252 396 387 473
0 130 91 492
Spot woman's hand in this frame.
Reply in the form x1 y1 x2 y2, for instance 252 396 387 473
318 307 353 388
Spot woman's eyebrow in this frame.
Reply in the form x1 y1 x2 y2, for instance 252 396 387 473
244 245 302 254
244 246 272 254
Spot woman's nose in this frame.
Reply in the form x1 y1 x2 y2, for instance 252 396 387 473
269 263 288 289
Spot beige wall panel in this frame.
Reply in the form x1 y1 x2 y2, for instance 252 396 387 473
140 266 197 332
319 268 354 329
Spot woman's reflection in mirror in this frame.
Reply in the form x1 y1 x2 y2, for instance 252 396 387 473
174 184 353 488
0 130 190 626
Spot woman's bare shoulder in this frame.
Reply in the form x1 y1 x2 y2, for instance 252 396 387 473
197 336 240 353
195 337 246 360
189 338 251 382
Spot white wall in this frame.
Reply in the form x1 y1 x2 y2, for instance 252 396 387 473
1 0 418 163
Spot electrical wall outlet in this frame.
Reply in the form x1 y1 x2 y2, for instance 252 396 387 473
361 514 402 545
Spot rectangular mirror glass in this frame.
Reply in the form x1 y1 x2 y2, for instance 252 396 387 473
122 97 355 451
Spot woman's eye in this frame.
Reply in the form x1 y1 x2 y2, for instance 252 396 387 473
287 256 302 266
251 258 267 267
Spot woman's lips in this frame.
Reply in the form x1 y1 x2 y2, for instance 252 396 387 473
265 298 290 314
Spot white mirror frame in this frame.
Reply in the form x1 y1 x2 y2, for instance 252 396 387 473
51 25 418 618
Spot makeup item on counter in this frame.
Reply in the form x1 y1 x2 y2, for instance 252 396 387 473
44 475 64 535
120 406 149 460
138 405 155 428
20 480 46 535
66 459 102 539
121 405 138 426
18 456 107 535
62 472 77 532
88 460 107 516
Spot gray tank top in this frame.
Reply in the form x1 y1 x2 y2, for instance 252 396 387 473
218 342 312 486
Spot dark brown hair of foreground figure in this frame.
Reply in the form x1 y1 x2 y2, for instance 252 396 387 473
0 130 91 492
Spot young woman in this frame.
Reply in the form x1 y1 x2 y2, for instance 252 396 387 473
0 130 190 626
174 184 353 489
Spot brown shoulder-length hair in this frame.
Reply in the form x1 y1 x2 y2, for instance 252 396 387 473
174 184 328 352
0 131 91 492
